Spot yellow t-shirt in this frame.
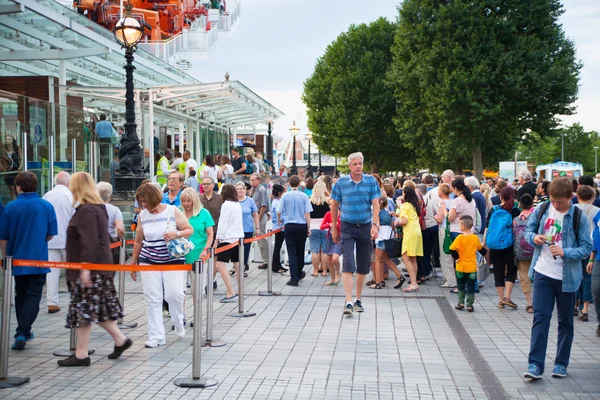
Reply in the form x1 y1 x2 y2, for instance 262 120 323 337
449 233 482 273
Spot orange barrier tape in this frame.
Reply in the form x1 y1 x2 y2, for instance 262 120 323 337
110 242 121 249
243 227 284 244
13 259 192 272
126 240 135 245
214 241 239 254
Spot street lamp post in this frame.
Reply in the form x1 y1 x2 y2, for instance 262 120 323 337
113 2 144 195
318 150 322 175
289 121 299 176
266 119 273 170
561 133 565 161
595 146 599 174
306 131 312 176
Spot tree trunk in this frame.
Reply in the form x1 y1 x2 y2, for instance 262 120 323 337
370 161 379 174
472 145 483 180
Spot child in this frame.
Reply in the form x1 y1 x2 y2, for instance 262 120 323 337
184 169 199 191
321 209 341 285
514 194 535 313
370 196 405 289
449 215 486 312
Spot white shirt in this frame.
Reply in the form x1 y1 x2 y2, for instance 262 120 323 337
216 200 244 243
185 158 198 179
105 203 123 240
159 158 171 176
221 164 233 177
533 205 566 280
203 165 219 181
42 184 74 249
171 157 183 171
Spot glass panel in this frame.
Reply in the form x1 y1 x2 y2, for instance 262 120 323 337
0 92 23 205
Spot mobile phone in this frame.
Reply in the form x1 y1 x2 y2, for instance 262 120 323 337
542 238 557 259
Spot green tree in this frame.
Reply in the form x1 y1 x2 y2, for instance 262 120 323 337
388 0 581 178
302 18 405 173
561 124 600 173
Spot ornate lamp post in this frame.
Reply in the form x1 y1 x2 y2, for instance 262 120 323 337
289 120 299 176
114 2 144 179
266 118 273 170
317 148 322 176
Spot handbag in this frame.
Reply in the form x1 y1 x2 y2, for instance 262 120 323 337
477 254 490 282
443 216 453 254
384 227 403 259
165 206 195 258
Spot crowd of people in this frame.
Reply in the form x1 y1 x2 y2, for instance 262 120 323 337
0 148 599 382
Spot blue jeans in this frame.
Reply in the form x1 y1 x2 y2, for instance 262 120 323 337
578 261 593 306
528 272 577 373
592 262 600 326
14 274 47 339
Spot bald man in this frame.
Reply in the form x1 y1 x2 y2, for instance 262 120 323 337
42 171 74 313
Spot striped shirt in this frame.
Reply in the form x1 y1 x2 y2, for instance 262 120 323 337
139 205 184 264
331 174 380 224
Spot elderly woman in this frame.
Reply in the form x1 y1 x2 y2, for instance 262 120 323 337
229 181 259 276
96 181 125 264
58 172 131 367
130 184 193 347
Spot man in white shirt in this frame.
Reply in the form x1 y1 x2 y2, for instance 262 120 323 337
182 150 198 180
42 171 74 313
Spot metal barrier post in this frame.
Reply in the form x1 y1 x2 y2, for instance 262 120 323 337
71 138 77 173
228 238 256 318
174 260 217 388
118 239 137 329
202 248 225 347
259 230 280 296
0 257 30 388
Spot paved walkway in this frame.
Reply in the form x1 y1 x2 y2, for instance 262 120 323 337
2 259 600 399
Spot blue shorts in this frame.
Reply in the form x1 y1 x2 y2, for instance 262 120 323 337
309 229 327 253
325 234 342 255
376 240 386 251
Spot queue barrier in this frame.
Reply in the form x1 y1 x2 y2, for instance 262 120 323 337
0 227 284 389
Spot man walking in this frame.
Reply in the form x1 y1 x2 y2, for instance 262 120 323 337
331 152 380 315
231 147 246 175
250 173 269 269
180 150 198 180
42 171 73 313
0 172 57 350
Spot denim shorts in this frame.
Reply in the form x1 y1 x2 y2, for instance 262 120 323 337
376 240 386 251
309 229 327 253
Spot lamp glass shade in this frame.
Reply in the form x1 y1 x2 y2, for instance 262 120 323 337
114 17 143 47
306 131 313 140
289 121 300 137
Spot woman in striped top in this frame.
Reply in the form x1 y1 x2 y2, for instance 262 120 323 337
131 184 193 348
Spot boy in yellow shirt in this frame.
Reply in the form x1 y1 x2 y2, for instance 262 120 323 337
449 216 487 312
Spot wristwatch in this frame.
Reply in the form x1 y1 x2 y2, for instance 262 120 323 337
372 223 379 228
176 231 180 237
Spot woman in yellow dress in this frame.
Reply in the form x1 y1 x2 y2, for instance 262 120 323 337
397 186 423 292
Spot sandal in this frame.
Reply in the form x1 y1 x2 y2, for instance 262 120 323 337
450 289 458 294
325 281 338 286
498 302 505 309
310 273 319 277
467 306 474 312
275 268 288 274
579 312 589 322
369 283 382 289
229 269 235 276
394 276 406 289
402 285 419 292
365 279 376 287
526 305 534 313
455 303 464 310
380 281 386 288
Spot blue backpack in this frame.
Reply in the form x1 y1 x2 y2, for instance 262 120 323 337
486 205 514 250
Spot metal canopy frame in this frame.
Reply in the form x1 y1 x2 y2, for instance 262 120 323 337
0 0 195 87
65 80 284 129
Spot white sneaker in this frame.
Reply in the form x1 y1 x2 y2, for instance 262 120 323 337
144 339 166 348
175 326 186 338
441 282 456 288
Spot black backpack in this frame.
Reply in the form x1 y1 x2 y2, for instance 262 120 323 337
535 201 582 244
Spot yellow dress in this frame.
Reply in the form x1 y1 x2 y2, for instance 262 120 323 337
399 202 423 257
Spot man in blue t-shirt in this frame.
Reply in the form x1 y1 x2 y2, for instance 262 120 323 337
0 172 57 350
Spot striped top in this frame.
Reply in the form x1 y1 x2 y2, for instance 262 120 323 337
331 174 380 224
139 205 184 264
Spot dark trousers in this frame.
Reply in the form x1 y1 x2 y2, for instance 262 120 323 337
243 231 253 266
432 229 441 269
490 247 517 287
14 274 46 339
456 271 476 307
284 223 307 282
420 226 438 276
528 272 577 373
272 230 285 272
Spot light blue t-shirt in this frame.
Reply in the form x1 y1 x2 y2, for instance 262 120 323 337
239 196 258 233
271 197 283 230
277 189 313 225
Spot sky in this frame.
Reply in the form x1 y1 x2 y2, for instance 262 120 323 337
192 0 600 142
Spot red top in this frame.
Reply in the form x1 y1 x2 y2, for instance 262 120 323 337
320 211 341 234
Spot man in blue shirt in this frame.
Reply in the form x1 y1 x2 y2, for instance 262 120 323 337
331 152 380 316
277 175 313 286
95 114 117 139
0 172 58 350
162 171 183 207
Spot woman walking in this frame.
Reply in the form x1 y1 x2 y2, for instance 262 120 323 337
485 186 520 309
434 183 456 288
309 181 330 276
130 184 193 347
231 181 259 274
371 196 405 289
181 188 214 265
220 155 234 184
58 172 131 366
397 186 423 292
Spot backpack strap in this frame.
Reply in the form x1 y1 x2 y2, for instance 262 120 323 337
535 201 550 233
573 206 582 245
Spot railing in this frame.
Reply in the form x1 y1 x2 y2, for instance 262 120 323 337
219 0 241 33
138 34 185 62
185 21 220 52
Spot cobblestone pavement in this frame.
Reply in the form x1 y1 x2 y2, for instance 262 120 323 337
2 257 600 399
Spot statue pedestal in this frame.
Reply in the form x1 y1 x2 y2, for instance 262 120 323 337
113 174 147 201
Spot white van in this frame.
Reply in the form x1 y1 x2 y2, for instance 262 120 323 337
535 162 583 181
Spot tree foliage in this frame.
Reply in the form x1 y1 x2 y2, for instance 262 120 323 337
302 18 406 173
388 0 581 178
